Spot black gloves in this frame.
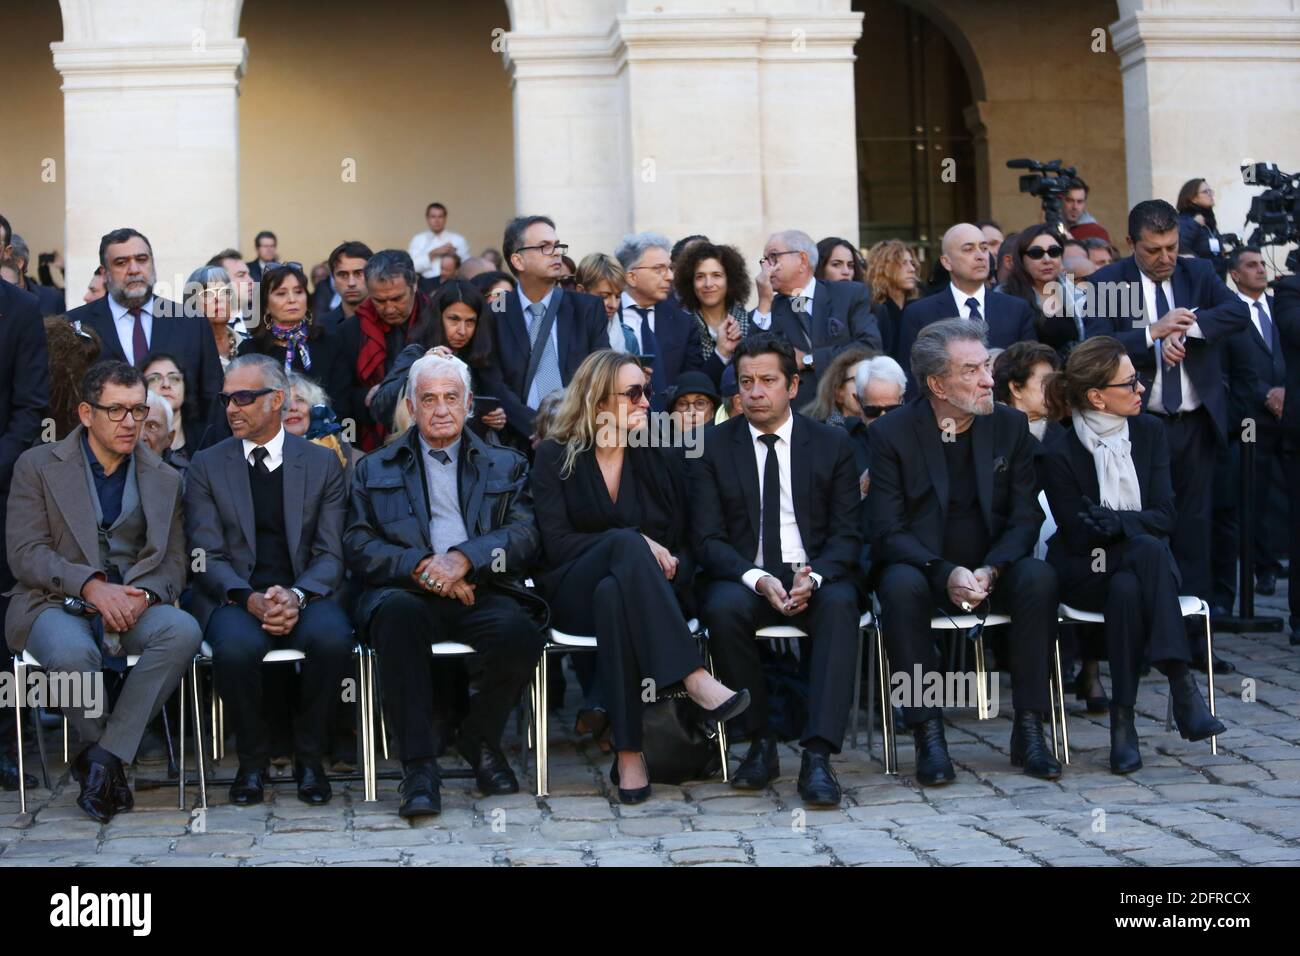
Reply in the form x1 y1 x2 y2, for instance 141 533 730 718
1078 495 1124 543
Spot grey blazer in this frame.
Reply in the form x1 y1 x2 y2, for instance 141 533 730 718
4 427 186 652
183 432 347 630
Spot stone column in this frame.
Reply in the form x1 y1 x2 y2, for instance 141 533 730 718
53 0 246 301
1112 0 1300 244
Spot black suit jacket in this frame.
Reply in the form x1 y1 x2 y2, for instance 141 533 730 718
1081 255 1249 442
769 279 881 398
65 294 224 446
1274 275 1300 441
1223 293 1285 438
688 412 861 587
897 288 1037 396
619 298 706 408
867 398 1043 589
24 280 64 317
481 287 609 442
1040 412 1178 589
0 280 49 508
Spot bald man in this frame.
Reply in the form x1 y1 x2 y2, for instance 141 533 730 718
895 223 1038 396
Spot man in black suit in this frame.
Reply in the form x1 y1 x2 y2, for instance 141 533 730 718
1082 199 1249 670
66 228 224 447
247 230 280 283
752 229 880 398
0 236 50 790
896 222 1038 397
482 215 609 446
691 334 862 807
1212 246 1287 609
1272 271 1300 646
614 231 706 405
185 355 353 806
868 318 1062 785
315 241 372 331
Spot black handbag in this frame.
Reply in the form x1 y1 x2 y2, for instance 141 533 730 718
640 689 723 784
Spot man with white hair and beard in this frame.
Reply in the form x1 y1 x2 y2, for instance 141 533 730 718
867 318 1062 786
66 228 224 447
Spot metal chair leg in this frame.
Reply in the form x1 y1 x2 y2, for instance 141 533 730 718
190 658 207 809
1048 668 1059 760
536 650 549 797
1053 639 1070 764
14 657 28 814
876 627 897 775
703 642 729 782
217 697 225 761
1205 612 1217 755
974 634 990 719
178 674 186 809
849 623 864 750
210 670 219 762
62 716 68 764
865 621 878 754
360 646 375 802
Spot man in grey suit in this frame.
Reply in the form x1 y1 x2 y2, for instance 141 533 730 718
4 361 200 823
184 354 352 807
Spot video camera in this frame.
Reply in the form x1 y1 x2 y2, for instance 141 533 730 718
1241 162 1300 272
1007 157 1078 236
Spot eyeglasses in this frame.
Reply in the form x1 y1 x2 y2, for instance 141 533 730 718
218 388 275 407
557 275 578 288
629 264 672 277
516 242 568 257
860 403 902 419
612 384 648 404
674 398 715 413
1099 375 1141 393
1023 245 1063 260
758 250 802 268
144 372 184 387
88 402 149 422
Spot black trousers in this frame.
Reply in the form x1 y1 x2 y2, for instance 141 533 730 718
1286 440 1300 632
1060 535 1190 707
1212 429 1287 608
876 557 1056 726
369 589 541 763
700 576 860 751
206 599 355 767
1156 409 1217 607
546 529 703 752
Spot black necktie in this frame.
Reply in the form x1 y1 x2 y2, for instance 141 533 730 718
759 433 783 574
965 297 982 322
251 446 271 476
630 305 654 354
1155 283 1181 413
1255 300 1274 353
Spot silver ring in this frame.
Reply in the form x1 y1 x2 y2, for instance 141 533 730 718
435 581 443 591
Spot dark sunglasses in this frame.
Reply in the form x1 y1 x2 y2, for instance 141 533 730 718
218 388 275 407
1098 375 1141 393
861 403 902 419
557 275 578 288
613 384 648 404
1023 245 1063 260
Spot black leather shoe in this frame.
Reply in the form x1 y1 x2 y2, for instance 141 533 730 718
911 717 955 786
1256 571 1277 596
70 748 115 824
1009 710 1063 780
229 765 266 806
398 760 441 819
1169 672 1226 741
1109 705 1142 774
109 760 134 813
730 736 778 790
610 756 651 805
294 760 332 805
1074 666 1109 715
458 738 519 796
0 751 37 792
797 750 841 807
1191 651 1235 674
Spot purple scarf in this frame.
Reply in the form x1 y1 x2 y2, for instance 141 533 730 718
270 322 312 374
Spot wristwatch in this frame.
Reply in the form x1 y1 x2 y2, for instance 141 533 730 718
289 587 308 609
801 353 815 371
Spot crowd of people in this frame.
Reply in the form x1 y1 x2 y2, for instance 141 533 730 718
2 177 1298 825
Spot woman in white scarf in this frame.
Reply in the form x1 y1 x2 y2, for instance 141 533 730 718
1041 337 1224 775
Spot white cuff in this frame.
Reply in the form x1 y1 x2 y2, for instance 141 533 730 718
751 310 772 331
808 571 823 590
741 568 769 593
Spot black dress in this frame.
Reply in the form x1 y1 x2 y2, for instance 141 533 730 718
530 439 704 751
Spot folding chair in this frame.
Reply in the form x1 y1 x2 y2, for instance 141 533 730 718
1057 594 1218 754
13 648 207 814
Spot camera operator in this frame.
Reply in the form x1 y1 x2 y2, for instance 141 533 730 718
1177 178 1229 278
1062 177 1112 245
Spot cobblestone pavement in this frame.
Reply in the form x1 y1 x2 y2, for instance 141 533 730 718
3 592 1299 867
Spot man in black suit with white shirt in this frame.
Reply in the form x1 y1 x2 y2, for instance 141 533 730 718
690 334 862 807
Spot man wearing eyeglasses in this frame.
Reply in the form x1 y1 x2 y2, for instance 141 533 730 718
895 223 1038 399
481 215 609 447
5 360 200 823
66 228 224 450
753 230 880 401
1082 199 1249 672
844 355 908 587
184 354 353 806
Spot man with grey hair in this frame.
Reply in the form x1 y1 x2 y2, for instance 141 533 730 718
614 231 707 407
5 234 63 315
346 353 545 818
867 318 1062 786
844 355 907 593
185 352 353 807
754 228 879 399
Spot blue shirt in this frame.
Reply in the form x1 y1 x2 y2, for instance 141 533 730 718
81 430 128 528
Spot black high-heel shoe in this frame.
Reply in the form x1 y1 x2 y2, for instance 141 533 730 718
696 688 751 729
1073 665 1109 715
610 755 651 805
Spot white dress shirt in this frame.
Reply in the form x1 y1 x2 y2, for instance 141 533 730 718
949 282 986 320
408 229 471 278
753 277 816 337
241 426 286 473
1139 272 1204 413
1238 290 1272 342
620 291 657 352
740 411 823 593
108 295 156 366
